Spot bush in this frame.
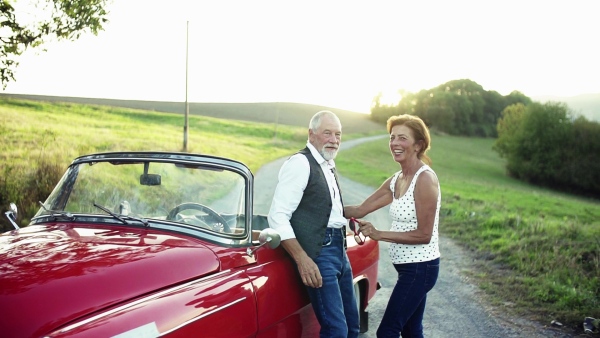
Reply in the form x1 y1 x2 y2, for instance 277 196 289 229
494 102 600 197
0 158 64 232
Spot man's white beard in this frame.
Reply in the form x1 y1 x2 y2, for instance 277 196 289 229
321 147 338 161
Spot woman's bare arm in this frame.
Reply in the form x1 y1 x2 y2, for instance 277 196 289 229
357 171 439 244
344 176 394 218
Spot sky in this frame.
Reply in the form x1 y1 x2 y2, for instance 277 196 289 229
4 0 600 114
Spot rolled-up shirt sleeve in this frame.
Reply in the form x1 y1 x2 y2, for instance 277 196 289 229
267 154 310 241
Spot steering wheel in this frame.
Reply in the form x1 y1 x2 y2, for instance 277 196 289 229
166 202 231 233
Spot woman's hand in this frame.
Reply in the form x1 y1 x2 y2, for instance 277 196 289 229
357 219 382 241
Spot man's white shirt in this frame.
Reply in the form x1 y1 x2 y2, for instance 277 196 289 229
268 142 346 241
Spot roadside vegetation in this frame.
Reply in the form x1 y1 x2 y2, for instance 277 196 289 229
1 97 598 332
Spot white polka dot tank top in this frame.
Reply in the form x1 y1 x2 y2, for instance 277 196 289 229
388 165 441 264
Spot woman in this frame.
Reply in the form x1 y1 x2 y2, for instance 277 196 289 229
345 114 441 338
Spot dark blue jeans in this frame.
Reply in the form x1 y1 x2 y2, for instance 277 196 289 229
306 227 360 338
377 257 440 338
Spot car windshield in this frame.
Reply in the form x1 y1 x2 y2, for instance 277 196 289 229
35 157 248 238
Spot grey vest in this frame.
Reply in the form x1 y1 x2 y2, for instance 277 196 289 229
290 147 344 259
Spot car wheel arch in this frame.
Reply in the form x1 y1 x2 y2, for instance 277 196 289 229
354 278 369 333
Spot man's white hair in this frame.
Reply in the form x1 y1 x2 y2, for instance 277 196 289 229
308 110 340 132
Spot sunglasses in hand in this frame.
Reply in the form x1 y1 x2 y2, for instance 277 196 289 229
349 217 366 245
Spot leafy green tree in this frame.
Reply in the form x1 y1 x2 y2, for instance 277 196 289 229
370 92 400 124
504 90 532 107
493 103 527 176
567 116 600 194
518 102 572 184
396 91 418 116
424 91 455 133
494 102 599 196
0 0 110 88
432 79 487 136
482 90 505 137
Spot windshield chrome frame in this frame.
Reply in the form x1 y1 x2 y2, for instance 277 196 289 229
31 152 255 247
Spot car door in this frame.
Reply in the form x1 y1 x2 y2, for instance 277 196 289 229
246 246 320 338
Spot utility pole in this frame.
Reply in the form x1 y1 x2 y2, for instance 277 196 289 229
183 20 189 152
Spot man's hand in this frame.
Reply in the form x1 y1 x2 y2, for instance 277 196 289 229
296 254 323 288
281 238 323 288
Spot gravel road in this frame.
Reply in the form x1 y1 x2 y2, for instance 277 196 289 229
253 135 571 338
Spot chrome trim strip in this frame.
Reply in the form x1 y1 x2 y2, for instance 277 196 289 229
159 297 246 336
55 270 236 334
29 215 253 246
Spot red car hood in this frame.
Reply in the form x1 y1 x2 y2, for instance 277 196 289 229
0 223 220 338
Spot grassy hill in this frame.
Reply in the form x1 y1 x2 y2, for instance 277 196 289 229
0 93 384 135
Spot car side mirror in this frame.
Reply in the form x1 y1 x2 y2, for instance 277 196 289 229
4 203 19 230
247 228 281 257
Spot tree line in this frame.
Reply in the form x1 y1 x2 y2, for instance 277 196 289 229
371 79 532 138
371 79 600 197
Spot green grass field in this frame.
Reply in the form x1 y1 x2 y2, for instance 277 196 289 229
1 97 598 330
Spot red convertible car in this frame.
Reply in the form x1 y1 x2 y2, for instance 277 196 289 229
0 152 379 337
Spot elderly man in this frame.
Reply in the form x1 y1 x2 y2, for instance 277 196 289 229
268 110 359 338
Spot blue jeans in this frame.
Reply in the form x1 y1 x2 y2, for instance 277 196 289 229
377 258 440 338
306 227 360 338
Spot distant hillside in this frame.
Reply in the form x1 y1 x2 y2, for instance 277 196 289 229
533 93 600 121
0 93 385 134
